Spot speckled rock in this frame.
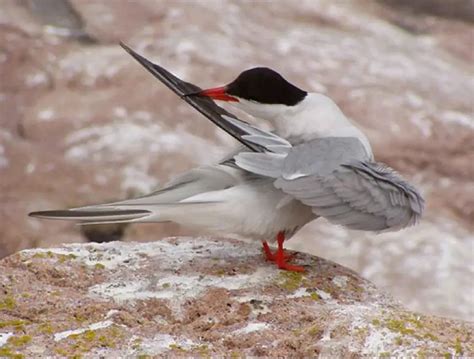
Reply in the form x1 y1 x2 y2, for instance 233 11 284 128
0 237 472 358
1 0 473 321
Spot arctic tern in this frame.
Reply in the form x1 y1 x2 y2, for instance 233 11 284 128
29 43 424 272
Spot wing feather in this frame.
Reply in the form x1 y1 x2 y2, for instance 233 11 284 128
219 109 424 232
234 152 285 178
120 43 266 152
276 161 424 231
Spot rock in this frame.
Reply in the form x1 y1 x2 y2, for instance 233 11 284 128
1 0 473 320
0 237 472 357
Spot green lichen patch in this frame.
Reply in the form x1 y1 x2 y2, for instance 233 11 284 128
366 311 474 357
0 295 17 310
94 263 105 270
53 347 68 357
386 319 416 336
0 334 31 359
0 320 27 331
57 253 78 264
291 324 324 341
292 328 302 337
32 252 54 259
423 333 438 341
372 313 438 341
212 269 227 277
306 325 322 337
73 313 88 323
131 337 142 350
454 337 463 355
277 271 304 291
168 343 186 352
406 316 423 329
52 324 125 357
417 349 426 358
192 344 209 357
0 347 24 359
7 335 32 347
38 322 54 335
30 251 77 264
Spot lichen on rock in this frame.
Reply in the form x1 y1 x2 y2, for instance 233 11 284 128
0 237 472 357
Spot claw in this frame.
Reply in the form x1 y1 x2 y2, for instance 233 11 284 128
261 233 305 272
276 261 306 272
262 241 296 262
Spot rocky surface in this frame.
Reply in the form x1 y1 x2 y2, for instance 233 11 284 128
0 0 473 320
0 237 472 358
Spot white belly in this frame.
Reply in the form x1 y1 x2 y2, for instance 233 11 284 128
177 179 316 241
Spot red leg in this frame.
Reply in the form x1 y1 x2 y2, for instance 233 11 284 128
262 240 296 262
274 232 305 272
262 241 275 261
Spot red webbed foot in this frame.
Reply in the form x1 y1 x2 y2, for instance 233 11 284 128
261 233 305 272
262 241 297 262
275 260 306 272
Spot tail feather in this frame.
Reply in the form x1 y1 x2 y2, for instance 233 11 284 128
28 201 222 228
29 164 243 226
28 209 151 223
74 165 241 209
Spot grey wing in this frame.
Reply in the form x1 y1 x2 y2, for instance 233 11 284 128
229 123 424 231
275 159 424 231
235 135 370 182
219 144 251 169
223 115 292 177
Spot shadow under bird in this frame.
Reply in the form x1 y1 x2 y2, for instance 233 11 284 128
29 43 424 272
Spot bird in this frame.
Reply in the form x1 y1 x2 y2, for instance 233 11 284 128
29 43 424 272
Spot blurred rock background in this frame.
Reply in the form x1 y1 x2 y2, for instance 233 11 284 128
0 0 472 320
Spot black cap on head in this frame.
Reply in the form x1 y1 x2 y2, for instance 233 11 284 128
226 67 307 106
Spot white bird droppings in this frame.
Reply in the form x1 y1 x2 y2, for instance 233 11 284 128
0 333 13 347
233 322 270 334
332 275 349 288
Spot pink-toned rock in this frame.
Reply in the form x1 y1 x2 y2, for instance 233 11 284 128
0 237 472 357
0 0 473 321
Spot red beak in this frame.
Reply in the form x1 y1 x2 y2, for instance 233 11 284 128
186 86 238 102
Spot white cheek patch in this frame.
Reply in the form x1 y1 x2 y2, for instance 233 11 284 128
231 99 291 121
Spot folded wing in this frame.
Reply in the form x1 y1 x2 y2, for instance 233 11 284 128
232 119 424 232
